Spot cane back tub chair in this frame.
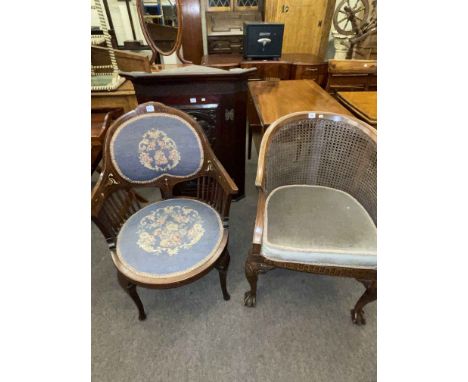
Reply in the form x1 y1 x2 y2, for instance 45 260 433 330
244 111 377 325
92 102 238 320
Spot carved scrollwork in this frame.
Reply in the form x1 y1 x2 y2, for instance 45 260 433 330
106 172 119 186
246 254 275 275
205 160 213 172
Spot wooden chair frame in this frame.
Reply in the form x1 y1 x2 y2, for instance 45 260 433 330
92 102 238 320
243 111 377 325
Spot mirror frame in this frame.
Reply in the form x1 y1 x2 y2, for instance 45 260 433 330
136 0 184 64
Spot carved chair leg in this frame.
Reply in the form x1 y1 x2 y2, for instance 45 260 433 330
351 279 377 325
117 271 147 321
244 251 260 307
215 249 231 301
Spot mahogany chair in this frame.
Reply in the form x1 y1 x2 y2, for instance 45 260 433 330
92 102 238 320
244 112 377 325
326 59 377 94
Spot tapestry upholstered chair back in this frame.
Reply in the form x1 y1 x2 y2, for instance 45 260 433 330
258 112 376 224
92 101 237 249
109 107 203 184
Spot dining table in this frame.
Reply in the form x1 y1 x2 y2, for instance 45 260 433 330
247 79 353 157
336 91 377 126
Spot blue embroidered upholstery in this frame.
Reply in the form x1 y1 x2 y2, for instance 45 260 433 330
116 199 223 278
110 114 203 183
261 185 377 269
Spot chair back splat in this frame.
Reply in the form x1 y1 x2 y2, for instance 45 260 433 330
92 102 238 247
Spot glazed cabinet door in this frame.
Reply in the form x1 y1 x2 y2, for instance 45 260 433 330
206 0 233 12
234 0 260 11
264 0 335 58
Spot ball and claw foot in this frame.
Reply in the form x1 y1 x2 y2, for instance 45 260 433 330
223 290 231 301
351 309 366 325
139 312 147 321
244 291 256 307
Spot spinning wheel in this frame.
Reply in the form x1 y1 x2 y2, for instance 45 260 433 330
333 0 370 36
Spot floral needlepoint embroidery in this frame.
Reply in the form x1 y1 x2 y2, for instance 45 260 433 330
137 206 205 255
138 129 181 171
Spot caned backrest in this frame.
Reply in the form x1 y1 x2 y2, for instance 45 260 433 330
257 112 377 223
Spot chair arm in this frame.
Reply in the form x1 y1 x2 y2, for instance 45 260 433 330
91 173 144 247
252 188 266 248
210 158 238 196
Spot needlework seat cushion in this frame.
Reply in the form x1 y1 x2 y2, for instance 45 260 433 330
261 185 376 269
116 198 224 279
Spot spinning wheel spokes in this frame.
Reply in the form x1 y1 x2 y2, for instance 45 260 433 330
333 0 370 36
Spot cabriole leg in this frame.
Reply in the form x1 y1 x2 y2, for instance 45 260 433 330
117 271 147 321
244 251 259 307
351 279 377 325
215 248 231 301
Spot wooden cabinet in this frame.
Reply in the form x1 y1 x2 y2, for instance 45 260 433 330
208 35 244 54
207 0 260 12
207 0 233 12
202 53 328 86
290 62 328 87
240 60 290 80
121 70 254 198
205 3 262 55
264 0 335 58
91 80 138 114
234 0 260 11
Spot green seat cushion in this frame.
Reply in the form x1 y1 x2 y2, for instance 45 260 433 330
262 185 376 269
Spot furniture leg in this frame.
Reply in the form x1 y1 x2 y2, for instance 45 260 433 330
248 123 253 160
117 271 147 321
215 248 231 301
351 279 377 325
244 250 272 307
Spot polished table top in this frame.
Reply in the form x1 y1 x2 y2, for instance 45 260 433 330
91 79 135 96
336 91 377 125
248 80 352 128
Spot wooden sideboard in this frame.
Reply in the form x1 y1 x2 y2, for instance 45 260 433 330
201 53 328 87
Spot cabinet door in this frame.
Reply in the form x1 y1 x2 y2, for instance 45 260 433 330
265 0 334 58
234 0 260 11
207 0 233 12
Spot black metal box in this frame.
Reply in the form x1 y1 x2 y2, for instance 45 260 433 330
243 22 284 59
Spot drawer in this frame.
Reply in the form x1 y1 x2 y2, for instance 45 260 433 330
208 36 244 54
240 62 291 81
291 63 328 87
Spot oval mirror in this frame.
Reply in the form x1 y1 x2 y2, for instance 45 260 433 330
136 0 183 63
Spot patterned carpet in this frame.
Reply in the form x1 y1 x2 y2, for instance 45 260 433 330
92 145 376 382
